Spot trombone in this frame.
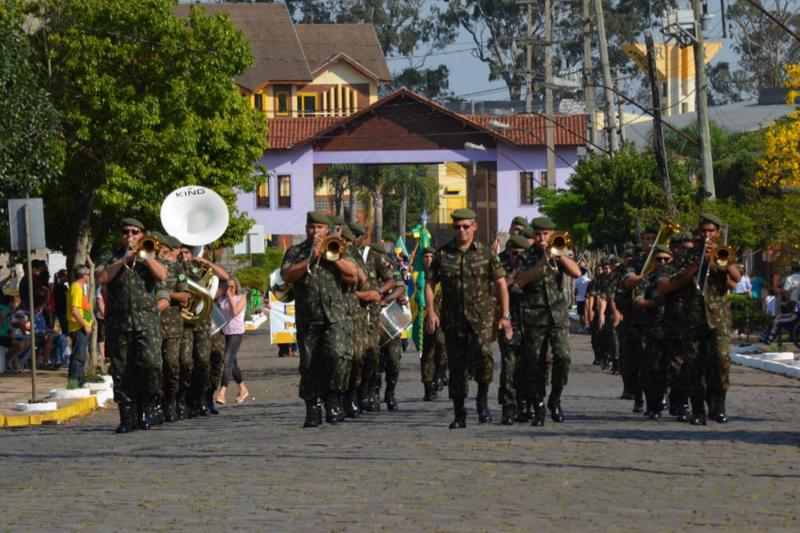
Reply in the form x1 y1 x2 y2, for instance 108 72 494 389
700 245 736 294
639 219 681 278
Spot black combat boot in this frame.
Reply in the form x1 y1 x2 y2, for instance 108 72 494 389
501 404 515 425
335 394 346 422
547 394 565 423
423 382 435 401
689 395 707 426
115 403 138 434
371 386 382 412
358 386 372 412
163 396 178 423
711 392 728 424
175 393 187 420
476 383 492 423
644 391 661 420
303 399 321 428
137 401 152 430
514 399 529 422
344 390 359 419
195 391 210 417
206 390 219 415
441 364 449 387
324 396 339 424
531 399 546 426
632 390 644 413
385 381 399 411
150 398 164 425
449 398 467 429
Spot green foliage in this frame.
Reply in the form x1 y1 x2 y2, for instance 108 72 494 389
382 165 439 237
235 266 268 294
729 294 770 334
535 145 693 248
0 0 64 251
234 247 283 271
36 0 268 260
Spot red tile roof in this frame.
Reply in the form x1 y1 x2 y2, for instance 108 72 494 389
266 89 588 150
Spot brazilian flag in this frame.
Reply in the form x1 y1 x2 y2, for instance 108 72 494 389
410 223 431 352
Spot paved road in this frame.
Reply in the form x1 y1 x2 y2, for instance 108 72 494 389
1 331 798 532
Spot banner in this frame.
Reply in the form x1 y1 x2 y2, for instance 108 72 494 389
268 291 296 344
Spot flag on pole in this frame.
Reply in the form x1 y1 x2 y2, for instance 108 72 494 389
410 219 431 352
394 235 409 258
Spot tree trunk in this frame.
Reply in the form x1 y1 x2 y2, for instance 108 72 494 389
334 182 344 218
86 256 100 377
347 179 357 224
373 189 383 243
398 182 407 243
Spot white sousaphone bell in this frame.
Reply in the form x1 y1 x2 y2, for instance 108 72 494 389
161 185 230 335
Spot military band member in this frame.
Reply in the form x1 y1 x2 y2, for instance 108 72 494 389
97 217 167 433
426 208 512 429
420 247 447 401
516 216 580 426
282 212 358 427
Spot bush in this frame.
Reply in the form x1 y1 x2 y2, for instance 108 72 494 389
729 294 770 333
233 247 284 271
236 266 269 294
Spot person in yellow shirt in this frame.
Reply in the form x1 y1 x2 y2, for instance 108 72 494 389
67 266 93 387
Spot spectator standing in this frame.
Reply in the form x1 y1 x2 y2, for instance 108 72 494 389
215 278 249 404
574 267 591 327
734 266 752 297
52 270 69 333
67 266 93 387
95 285 106 360
751 269 766 302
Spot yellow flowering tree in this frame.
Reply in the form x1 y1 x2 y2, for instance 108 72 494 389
755 65 800 188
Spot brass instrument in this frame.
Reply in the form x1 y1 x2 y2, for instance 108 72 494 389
546 231 573 258
639 219 682 278
182 263 218 324
321 235 347 262
270 267 294 303
694 237 710 291
701 245 736 294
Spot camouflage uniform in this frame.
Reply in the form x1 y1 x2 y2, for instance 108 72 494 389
208 332 226 395
428 240 504 400
633 270 669 414
616 257 645 403
585 278 603 363
518 248 570 411
281 240 351 408
156 260 184 403
180 261 212 412
420 285 446 384
602 267 622 371
105 248 163 416
359 247 385 410
343 246 374 410
497 248 524 409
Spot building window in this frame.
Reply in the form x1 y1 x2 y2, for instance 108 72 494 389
681 102 688 114
256 178 270 208
276 92 289 115
278 175 292 208
296 93 317 117
254 93 263 111
540 170 548 188
520 171 535 205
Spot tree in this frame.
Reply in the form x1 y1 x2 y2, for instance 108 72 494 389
0 0 64 251
35 0 267 266
726 0 800 96
388 65 454 100
315 164 356 219
381 165 438 239
707 61 753 105
755 65 800 189
535 144 694 248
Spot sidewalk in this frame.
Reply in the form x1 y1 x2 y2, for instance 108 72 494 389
0 368 102 428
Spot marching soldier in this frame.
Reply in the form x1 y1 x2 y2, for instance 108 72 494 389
281 212 358 427
97 217 167 433
497 234 529 424
425 208 512 428
516 216 580 426
420 247 447 401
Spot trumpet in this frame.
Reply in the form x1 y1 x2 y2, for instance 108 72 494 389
321 235 347 262
547 231 573 257
128 234 160 264
711 245 735 268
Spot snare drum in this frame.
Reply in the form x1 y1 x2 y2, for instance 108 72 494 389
379 301 412 345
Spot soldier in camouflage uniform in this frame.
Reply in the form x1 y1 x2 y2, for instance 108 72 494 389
516 216 581 426
207 331 226 415
591 260 610 367
282 211 358 427
658 214 740 425
97 217 168 433
154 235 189 423
497 235 529 424
426 208 512 429
342 225 379 418
364 241 406 411
420 247 447 401
602 256 623 373
513 225 537 421
584 264 602 365
633 245 673 419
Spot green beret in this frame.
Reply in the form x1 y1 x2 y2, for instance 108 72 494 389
451 208 477 221
511 216 529 228
642 226 659 235
348 223 365 237
340 225 354 241
121 217 144 230
521 226 535 239
699 212 723 228
369 242 387 255
530 216 556 230
422 247 436 255
306 211 330 225
669 231 693 244
161 235 181 249
508 235 529 249
653 244 673 256
599 258 610 266
608 255 620 264
328 214 344 225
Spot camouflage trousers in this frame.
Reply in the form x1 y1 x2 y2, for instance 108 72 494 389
497 335 520 406
601 319 619 366
359 334 381 400
296 321 350 402
674 326 731 403
443 323 494 400
420 326 446 384
377 336 402 393
181 325 211 398
640 326 668 407
618 322 644 395
108 325 163 406
520 322 570 402
208 332 226 393
161 333 182 399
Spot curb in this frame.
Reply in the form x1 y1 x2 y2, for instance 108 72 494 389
0 396 99 429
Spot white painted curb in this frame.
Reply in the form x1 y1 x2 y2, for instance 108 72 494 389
83 381 113 392
94 389 114 408
15 401 58 412
49 388 91 400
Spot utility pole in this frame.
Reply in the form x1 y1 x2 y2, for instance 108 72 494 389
582 0 596 152
544 0 556 187
593 0 618 153
690 0 715 198
645 31 673 215
525 1 533 114
615 68 625 146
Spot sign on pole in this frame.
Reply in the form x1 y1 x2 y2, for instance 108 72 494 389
8 198 45 251
233 224 265 255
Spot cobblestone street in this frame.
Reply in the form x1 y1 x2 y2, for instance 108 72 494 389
1 331 798 532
